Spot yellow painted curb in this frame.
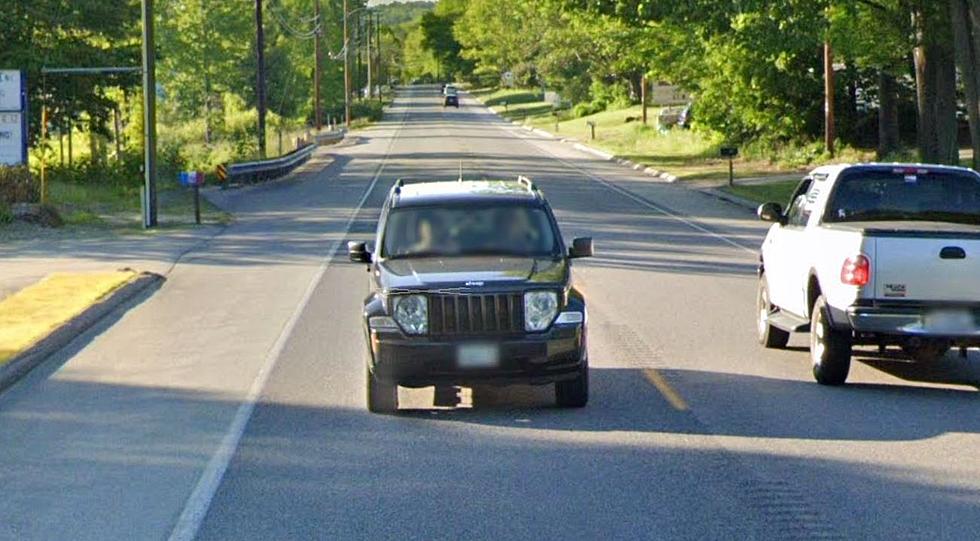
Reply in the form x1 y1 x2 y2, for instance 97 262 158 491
0 270 137 365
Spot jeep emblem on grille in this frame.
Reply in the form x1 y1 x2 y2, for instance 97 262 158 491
465 281 485 287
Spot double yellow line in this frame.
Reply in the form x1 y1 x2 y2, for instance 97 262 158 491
642 368 689 411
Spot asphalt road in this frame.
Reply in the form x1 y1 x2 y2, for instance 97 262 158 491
2 87 979 540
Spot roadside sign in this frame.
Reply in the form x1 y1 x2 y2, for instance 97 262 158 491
720 146 739 157
179 171 204 187
0 70 25 111
216 164 228 183
0 111 27 166
650 85 690 106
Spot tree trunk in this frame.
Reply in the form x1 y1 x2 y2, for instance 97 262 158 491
951 0 980 170
913 3 959 164
878 70 901 158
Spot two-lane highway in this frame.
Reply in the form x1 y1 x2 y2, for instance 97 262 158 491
2 87 978 540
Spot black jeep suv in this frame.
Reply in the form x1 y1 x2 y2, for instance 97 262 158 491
349 177 593 413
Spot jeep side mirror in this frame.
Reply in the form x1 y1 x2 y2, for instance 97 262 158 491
757 203 786 225
569 237 594 258
348 241 372 264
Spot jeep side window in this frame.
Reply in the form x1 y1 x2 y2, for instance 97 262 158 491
784 177 814 227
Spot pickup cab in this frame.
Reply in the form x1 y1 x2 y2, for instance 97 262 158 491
756 163 980 385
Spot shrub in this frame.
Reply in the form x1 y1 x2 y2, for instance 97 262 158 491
573 102 606 118
0 201 12 224
351 101 384 122
0 165 40 204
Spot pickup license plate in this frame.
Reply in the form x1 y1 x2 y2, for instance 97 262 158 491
457 343 499 369
924 309 976 334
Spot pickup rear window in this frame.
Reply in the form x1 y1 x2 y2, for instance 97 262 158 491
824 169 980 226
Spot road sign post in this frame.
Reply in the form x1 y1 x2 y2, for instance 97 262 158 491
586 121 596 140
720 146 739 187
179 171 205 224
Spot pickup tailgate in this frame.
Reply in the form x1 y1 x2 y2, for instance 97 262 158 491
874 232 980 302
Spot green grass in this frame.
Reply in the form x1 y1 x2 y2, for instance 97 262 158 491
721 180 798 205
41 179 229 232
473 88 812 182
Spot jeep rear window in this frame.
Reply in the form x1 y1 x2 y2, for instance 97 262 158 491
824 169 980 226
382 205 560 259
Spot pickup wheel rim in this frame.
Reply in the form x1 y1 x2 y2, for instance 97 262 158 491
757 288 769 339
811 308 826 365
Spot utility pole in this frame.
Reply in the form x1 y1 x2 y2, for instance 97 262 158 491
641 75 648 125
141 0 158 227
314 0 322 131
376 10 382 103
356 13 363 101
343 0 351 127
824 40 835 157
255 0 267 158
366 11 373 100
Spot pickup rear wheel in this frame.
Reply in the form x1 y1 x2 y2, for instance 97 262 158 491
810 296 852 385
366 363 398 414
556 361 589 408
757 276 790 349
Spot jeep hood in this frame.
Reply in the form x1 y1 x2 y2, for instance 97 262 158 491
378 256 567 290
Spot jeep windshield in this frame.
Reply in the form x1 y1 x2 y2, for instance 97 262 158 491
382 205 560 259
825 169 980 226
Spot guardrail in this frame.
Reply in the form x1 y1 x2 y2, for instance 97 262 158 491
225 143 316 184
220 130 344 186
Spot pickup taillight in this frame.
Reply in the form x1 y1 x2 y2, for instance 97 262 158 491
841 255 871 286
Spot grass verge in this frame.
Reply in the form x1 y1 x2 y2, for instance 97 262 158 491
720 180 799 206
0 271 137 365
472 87 878 182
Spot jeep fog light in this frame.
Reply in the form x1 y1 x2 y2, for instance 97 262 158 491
525 291 558 332
393 295 428 335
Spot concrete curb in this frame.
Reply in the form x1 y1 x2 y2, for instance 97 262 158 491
475 96 678 183
0 272 165 393
699 187 760 212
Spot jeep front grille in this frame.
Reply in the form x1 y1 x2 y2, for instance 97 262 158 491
428 293 524 335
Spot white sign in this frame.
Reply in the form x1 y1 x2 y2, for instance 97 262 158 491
0 112 26 165
650 85 690 106
0 70 24 112
544 91 563 107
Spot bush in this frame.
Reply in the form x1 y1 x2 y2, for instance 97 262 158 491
0 201 12 224
0 165 40 204
573 102 606 118
351 101 384 122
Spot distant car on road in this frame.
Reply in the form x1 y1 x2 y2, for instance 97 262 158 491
444 86 459 108
756 163 980 385
349 177 593 413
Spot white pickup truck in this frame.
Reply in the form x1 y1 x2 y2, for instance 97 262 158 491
756 163 980 385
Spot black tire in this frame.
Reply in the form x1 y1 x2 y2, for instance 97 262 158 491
366 362 398 414
556 362 589 408
810 296 852 385
903 340 951 363
757 276 790 349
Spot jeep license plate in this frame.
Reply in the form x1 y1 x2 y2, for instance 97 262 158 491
457 344 499 369
924 309 976 334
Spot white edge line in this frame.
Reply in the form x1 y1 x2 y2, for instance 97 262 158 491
166 102 407 541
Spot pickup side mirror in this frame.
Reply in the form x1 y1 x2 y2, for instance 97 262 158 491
757 202 786 225
348 241 372 264
569 237 594 258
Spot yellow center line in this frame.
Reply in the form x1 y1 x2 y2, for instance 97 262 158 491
642 368 690 411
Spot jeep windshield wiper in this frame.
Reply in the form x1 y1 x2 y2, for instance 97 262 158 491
386 250 455 260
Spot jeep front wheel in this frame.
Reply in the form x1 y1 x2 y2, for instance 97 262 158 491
367 364 398 414
556 362 589 408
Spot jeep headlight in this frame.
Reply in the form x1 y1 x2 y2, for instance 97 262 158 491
392 295 428 335
524 291 558 332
